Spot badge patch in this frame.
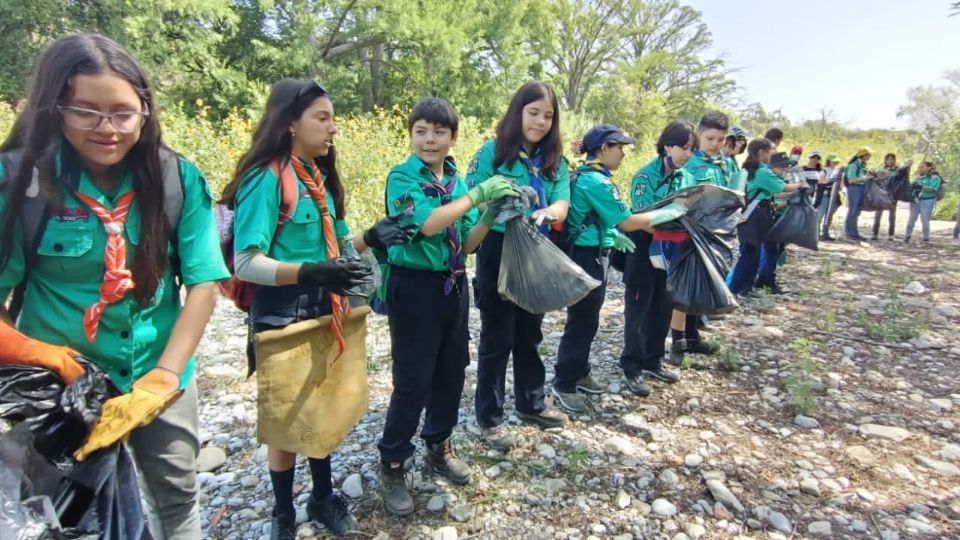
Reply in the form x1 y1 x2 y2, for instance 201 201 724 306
55 207 90 223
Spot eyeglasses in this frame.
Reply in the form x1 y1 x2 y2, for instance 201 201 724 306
293 79 328 104
57 105 149 134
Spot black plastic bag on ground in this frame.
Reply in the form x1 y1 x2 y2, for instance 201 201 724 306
666 225 738 315
0 362 151 539
497 218 601 313
766 190 818 251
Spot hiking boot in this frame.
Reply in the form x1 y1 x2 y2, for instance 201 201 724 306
685 338 720 355
270 513 297 540
426 439 471 485
307 493 357 536
551 387 588 414
379 462 414 517
623 374 651 396
575 374 606 394
643 366 679 384
480 424 517 451
517 407 568 428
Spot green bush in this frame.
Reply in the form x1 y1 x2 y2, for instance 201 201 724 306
934 191 958 221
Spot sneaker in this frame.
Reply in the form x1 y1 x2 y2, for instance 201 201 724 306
517 407 568 428
684 338 720 355
905 236 911 243
270 514 297 540
379 462 414 517
575 374 606 395
623 374 651 396
480 424 517 451
307 493 357 536
888 236 896 241
819 234 835 241
642 366 679 384
756 282 785 295
550 387 588 414
869 235 879 241
667 341 685 366
426 439 471 485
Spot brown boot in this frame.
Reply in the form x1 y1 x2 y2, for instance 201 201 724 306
426 438 471 485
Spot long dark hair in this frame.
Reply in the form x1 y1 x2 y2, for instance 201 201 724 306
493 81 563 180
220 79 345 218
0 33 167 305
742 138 774 180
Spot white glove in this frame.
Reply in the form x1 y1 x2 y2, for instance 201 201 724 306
531 209 557 227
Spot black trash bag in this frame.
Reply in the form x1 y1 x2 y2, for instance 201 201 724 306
665 221 738 315
642 184 745 235
497 218 601 314
887 160 914 203
0 362 151 540
766 190 818 251
861 174 894 212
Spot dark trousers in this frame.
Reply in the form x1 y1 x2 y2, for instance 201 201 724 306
619 240 670 378
728 240 779 294
378 267 469 463
554 246 608 393
473 231 547 427
872 204 897 238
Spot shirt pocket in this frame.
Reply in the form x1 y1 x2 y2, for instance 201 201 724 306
278 198 323 254
35 220 98 278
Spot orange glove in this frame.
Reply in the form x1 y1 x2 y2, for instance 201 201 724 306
73 367 181 461
0 320 85 384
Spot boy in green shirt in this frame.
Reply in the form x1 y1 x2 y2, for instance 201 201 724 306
552 124 686 414
377 98 517 517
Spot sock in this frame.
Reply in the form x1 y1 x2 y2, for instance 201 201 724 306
685 315 700 342
671 328 685 343
270 466 296 518
308 456 333 500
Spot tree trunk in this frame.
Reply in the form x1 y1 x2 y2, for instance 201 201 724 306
359 46 374 112
371 41 384 108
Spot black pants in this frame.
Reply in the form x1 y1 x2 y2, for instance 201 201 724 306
554 246 608 393
872 205 897 238
378 267 469 463
619 235 671 378
473 231 547 427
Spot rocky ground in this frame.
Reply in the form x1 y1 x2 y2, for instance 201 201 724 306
193 213 960 540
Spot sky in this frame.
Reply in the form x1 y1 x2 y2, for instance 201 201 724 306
691 0 960 129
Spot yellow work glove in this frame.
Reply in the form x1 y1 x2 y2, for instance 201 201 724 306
73 367 181 462
0 320 85 384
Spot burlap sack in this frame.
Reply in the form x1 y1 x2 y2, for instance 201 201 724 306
255 306 370 458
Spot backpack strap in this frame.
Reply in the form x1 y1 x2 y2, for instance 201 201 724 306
159 148 184 235
563 168 601 255
272 158 299 234
1 150 51 320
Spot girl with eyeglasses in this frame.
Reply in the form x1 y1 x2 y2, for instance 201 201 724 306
0 34 229 538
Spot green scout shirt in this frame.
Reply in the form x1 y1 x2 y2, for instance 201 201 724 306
233 160 351 264
725 156 740 183
567 166 631 248
465 140 570 233
0 151 228 392
746 163 786 202
845 159 867 184
917 174 942 200
684 151 727 187
630 156 695 211
385 154 478 271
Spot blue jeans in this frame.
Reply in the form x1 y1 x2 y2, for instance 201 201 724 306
844 184 865 238
905 198 936 241
729 241 780 294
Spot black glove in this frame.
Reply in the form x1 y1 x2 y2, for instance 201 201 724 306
362 212 418 251
297 257 373 295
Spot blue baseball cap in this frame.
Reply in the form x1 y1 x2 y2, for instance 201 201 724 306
582 124 637 152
